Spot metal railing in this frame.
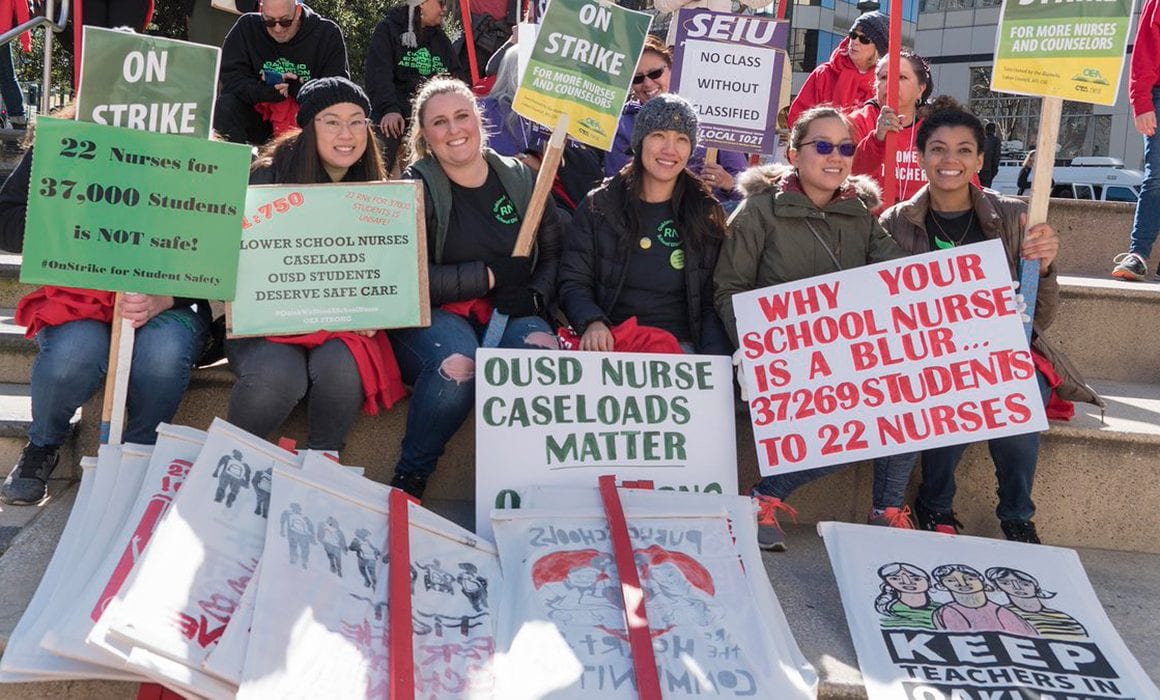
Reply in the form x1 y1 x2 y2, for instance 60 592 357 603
0 0 70 117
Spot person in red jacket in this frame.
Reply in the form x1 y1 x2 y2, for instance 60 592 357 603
786 11 888 129
1111 0 1160 280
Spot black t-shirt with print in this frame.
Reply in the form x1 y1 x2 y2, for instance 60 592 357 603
610 200 691 341
443 168 521 266
925 209 986 252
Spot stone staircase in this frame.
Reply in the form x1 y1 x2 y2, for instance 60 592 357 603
0 199 1156 697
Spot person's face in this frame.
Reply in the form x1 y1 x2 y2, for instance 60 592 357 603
631 51 670 103
419 0 446 28
940 570 985 595
885 569 930 594
846 29 879 70
421 93 484 168
790 116 855 198
314 102 369 180
875 58 924 110
640 129 692 188
261 0 301 43
994 575 1037 599
920 125 983 195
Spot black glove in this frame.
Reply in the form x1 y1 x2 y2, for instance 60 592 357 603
493 286 540 317
487 256 532 289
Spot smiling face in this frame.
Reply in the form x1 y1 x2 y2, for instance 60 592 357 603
419 92 484 170
884 569 930 594
939 570 986 595
631 50 670 104
920 125 983 196
639 129 692 194
875 57 925 113
314 102 369 181
789 115 855 206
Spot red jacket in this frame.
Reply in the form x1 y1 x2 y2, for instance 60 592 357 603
1131 0 1160 117
1 0 32 52
786 37 876 128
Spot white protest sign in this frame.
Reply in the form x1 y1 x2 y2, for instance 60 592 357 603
474 348 737 540
732 240 1048 476
820 522 1160 700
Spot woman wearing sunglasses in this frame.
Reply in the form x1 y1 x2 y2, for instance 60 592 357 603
714 106 916 551
226 78 406 457
786 11 888 129
604 36 747 205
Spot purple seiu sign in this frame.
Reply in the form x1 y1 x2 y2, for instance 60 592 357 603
670 10 789 155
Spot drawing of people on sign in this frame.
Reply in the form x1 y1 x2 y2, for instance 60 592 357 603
457 563 488 612
416 559 456 595
251 467 272 518
531 550 622 628
212 449 251 508
931 564 1037 636
874 562 939 630
280 502 315 569
318 516 348 578
637 545 720 629
350 528 382 589
985 567 1089 640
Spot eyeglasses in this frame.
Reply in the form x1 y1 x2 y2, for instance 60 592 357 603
262 9 298 28
801 139 857 157
848 30 874 45
315 117 372 134
632 67 666 85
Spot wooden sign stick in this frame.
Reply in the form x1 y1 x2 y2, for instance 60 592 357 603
704 147 718 165
1018 96 1061 343
99 293 135 446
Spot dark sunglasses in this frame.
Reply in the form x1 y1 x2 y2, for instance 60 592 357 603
801 139 857 157
848 30 874 45
262 14 296 28
632 67 666 85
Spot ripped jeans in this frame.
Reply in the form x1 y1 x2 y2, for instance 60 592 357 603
389 309 556 478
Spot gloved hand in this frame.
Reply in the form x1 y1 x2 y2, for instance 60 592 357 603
487 256 533 289
493 286 539 317
1012 280 1030 324
732 348 749 402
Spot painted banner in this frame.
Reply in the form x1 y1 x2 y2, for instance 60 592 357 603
670 10 789 154
19 117 250 298
237 452 500 698
229 182 429 336
820 522 1160 699
512 0 652 149
474 348 737 540
491 496 816 697
731 240 1048 476
990 0 1135 105
77 27 221 138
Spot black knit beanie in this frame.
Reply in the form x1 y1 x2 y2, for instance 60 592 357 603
851 11 889 56
296 77 372 128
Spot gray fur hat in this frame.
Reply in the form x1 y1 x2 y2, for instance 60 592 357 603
631 93 699 154
850 11 889 56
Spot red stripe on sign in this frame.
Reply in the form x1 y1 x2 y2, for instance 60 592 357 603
388 488 414 700
598 475 662 700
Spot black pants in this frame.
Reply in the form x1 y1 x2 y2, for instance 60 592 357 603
213 93 274 145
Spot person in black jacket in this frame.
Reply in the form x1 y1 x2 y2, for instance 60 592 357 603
213 0 350 145
388 77 560 499
558 94 731 355
365 0 461 170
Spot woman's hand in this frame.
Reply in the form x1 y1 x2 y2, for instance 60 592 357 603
580 321 614 352
380 112 405 138
1020 214 1060 274
120 294 174 329
874 106 904 142
700 161 734 191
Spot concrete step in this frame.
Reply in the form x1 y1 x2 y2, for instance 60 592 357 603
0 310 35 385
1051 199 1135 278
0 258 37 310
1052 275 1160 384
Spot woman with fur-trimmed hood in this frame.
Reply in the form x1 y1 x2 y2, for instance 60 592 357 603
714 106 915 552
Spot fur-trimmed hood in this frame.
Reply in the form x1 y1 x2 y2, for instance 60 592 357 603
736 162 883 212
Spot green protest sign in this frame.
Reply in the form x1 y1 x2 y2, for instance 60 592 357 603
20 117 251 298
228 183 430 336
513 0 652 150
991 0 1135 105
77 26 221 138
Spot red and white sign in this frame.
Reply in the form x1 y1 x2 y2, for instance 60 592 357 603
731 240 1048 476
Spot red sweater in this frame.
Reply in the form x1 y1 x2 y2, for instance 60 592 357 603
848 103 927 211
1131 0 1160 117
787 37 876 128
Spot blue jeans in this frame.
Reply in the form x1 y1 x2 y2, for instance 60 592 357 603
389 309 555 478
29 309 208 447
225 337 364 451
0 44 23 120
918 371 1050 522
1128 87 1160 259
753 451 917 511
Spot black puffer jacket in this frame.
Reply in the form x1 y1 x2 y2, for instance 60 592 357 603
558 173 731 354
365 5 461 122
